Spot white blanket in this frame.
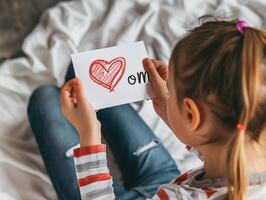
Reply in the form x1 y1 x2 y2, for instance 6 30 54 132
0 0 265 199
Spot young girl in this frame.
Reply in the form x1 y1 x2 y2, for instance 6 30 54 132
30 19 266 200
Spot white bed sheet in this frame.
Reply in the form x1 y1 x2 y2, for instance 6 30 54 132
0 0 265 199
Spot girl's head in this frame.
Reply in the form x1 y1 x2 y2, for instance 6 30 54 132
166 19 266 199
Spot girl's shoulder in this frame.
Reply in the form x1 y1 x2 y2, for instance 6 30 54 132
157 167 266 200
156 168 227 199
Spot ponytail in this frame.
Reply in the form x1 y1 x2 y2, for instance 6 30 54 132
227 130 246 200
226 26 261 200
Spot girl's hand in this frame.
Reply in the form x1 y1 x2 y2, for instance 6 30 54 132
60 78 101 147
143 58 169 126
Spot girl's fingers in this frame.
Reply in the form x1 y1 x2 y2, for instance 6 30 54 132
73 78 84 100
60 77 89 111
72 78 86 103
150 59 168 81
60 78 78 109
60 80 73 103
61 78 75 95
150 59 168 69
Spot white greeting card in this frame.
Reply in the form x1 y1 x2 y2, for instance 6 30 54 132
70 41 154 110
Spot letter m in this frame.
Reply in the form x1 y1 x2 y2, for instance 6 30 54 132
137 71 150 83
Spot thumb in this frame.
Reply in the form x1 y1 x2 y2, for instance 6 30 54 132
143 58 162 84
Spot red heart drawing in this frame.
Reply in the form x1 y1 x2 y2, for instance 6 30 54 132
89 57 126 92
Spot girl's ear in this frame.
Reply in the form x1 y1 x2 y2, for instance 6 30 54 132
183 98 201 130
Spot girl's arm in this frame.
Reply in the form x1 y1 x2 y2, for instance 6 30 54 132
60 78 115 199
73 144 115 199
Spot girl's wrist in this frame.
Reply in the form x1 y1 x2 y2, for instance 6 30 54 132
80 134 101 147
79 124 102 147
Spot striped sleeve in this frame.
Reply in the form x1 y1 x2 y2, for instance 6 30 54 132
73 144 115 200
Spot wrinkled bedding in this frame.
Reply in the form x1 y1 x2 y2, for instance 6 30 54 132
0 0 265 199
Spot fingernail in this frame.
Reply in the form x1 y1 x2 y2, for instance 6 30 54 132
73 78 79 87
142 58 149 66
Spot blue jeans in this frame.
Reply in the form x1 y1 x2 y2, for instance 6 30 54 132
27 65 179 200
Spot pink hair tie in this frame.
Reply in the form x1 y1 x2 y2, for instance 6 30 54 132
236 123 246 131
236 20 249 34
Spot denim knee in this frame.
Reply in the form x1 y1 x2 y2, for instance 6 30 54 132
28 85 59 113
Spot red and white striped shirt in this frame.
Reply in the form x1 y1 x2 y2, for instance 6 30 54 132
74 144 266 200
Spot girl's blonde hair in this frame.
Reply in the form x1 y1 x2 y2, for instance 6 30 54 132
170 19 266 200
